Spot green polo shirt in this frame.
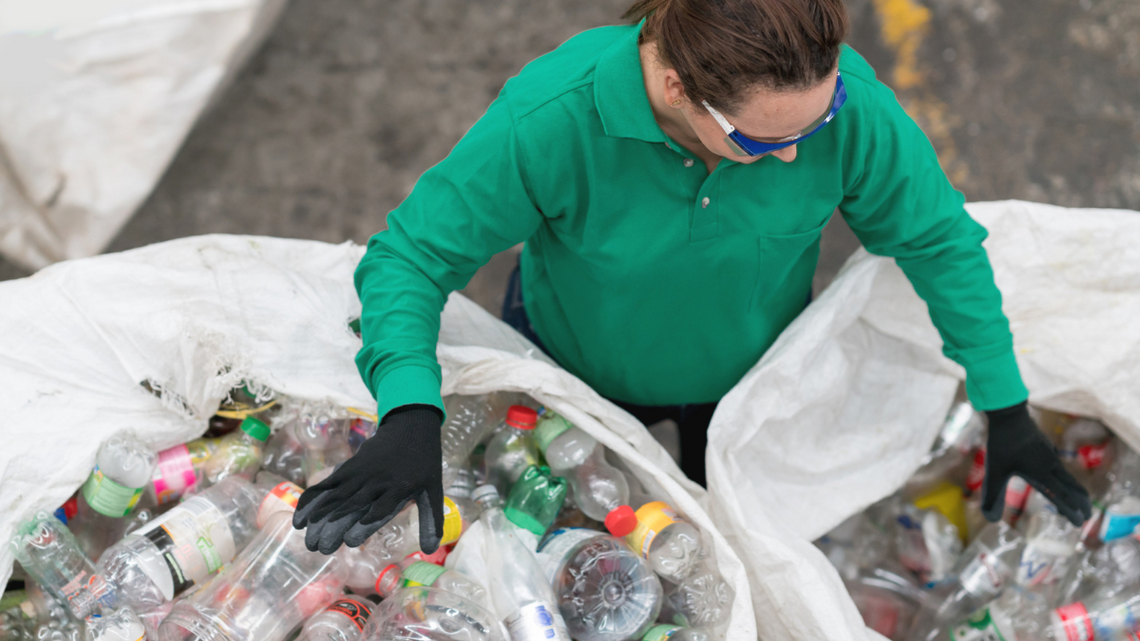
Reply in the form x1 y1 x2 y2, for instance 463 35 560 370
355 22 1028 421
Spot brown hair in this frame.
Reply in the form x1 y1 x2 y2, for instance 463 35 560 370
624 0 848 114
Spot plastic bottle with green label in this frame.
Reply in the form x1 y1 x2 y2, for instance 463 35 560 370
200 416 271 488
72 435 158 562
535 412 629 522
505 465 567 537
374 560 489 608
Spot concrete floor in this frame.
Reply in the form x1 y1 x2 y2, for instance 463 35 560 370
1 0 1138 316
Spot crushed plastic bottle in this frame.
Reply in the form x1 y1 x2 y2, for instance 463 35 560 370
200 416 271 488
441 394 502 489
359 586 506 641
536 527 662 641
659 558 735 634
605 500 702 584
1099 447 1140 542
10 513 118 620
72 436 158 561
1016 511 1080 599
375 560 489 608
159 511 346 641
484 406 541 495
535 412 630 522
84 607 146 641
504 465 567 537
295 595 373 641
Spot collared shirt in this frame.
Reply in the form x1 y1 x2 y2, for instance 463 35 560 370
355 22 1027 420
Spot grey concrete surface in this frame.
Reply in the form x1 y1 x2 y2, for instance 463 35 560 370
2 0 1138 316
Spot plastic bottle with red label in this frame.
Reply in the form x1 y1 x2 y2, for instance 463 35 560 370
295 594 374 641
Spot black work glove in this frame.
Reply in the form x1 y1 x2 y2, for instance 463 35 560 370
292 404 444 555
981 401 1092 527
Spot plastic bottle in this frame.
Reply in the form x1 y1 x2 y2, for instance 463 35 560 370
484 406 541 494
360 586 507 641
441 394 502 488
894 504 963 588
639 625 711 641
535 412 630 522
261 421 307 486
1016 511 1081 599
9 512 118 620
96 476 263 613
354 495 469 566
536 527 662 641
846 565 926 641
375 560 489 609
473 485 571 641
199 416 271 488
295 595 374 641
906 522 1026 641
947 584 1048 641
159 511 346 641
294 406 354 486
1098 447 1140 542
952 583 1140 641
605 500 702 584
504 465 567 537
252 471 304 529
72 435 158 561
659 558 735 634
84 607 146 641
146 438 220 507
1056 535 1140 606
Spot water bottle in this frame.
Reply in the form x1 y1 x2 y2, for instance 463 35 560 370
159 511 346 641
441 394 502 488
360 587 506 641
10 512 118 620
352 495 470 566
484 406 540 494
473 485 571 641
906 522 1026 641
146 438 220 507
295 595 374 641
1099 447 1140 542
96 476 262 612
535 412 629 522
504 465 567 537
537 527 662 641
72 435 158 561
375 560 489 608
84 607 146 641
199 416 271 488
605 501 702 583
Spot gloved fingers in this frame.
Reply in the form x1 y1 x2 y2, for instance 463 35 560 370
1031 468 1093 526
342 517 388 549
355 489 416 531
415 487 445 555
294 487 338 529
980 470 1010 523
304 508 368 555
323 480 398 524
303 475 372 525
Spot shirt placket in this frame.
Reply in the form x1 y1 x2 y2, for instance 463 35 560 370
663 140 722 243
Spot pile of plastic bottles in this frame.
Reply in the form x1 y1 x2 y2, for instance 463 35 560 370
816 397 1140 641
2 387 734 641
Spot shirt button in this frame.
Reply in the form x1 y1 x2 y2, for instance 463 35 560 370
683 158 695 167
701 197 710 208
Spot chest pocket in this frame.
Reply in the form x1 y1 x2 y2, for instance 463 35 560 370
749 216 830 311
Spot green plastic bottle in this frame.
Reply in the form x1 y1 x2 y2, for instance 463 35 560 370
504 465 568 536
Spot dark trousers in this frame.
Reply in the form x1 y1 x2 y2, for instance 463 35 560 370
501 264 717 487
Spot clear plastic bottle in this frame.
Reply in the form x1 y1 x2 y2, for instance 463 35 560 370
1098 447 1140 542
1056 535 1140 606
146 438 220 507
375 560 489 609
536 527 662 641
159 511 346 641
1016 511 1081 599
906 521 1026 641
535 413 629 522
295 595 374 641
199 416 271 488
846 565 926 641
359 586 506 641
96 476 263 613
261 421 307 486
605 501 702 584
441 394 502 488
484 406 541 495
10 512 118 620
252 471 304 529
659 558 735 634
354 495 469 566
472 485 571 641
294 406 354 487
84 607 146 641
639 624 711 641
951 583 1140 641
72 435 158 561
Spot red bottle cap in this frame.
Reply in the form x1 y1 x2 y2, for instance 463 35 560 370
506 406 538 430
62 496 79 520
605 505 638 537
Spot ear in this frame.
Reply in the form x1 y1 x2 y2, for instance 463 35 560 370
662 69 686 107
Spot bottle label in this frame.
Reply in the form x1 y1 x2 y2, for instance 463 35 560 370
641 624 682 641
1053 602 1095 641
326 598 372 632
629 502 685 558
133 496 236 598
1099 507 1140 542
505 602 570 641
536 528 605 583
949 607 1008 641
441 497 463 545
256 481 303 528
152 445 199 505
1004 477 1031 523
1017 539 1074 588
401 561 448 587
1078 443 1107 470
958 552 1007 599
965 449 986 494
59 569 116 615
82 466 145 517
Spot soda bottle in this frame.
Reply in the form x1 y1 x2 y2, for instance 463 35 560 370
906 522 1025 641
72 435 158 561
84 607 146 641
261 421 307 486
484 406 540 494
535 412 630 522
472 485 571 641
375 560 489 608
96 476 263 613
504 465 567 537
536 527 662 641
199 416 271 488
10 512 118 620
159 511 346 641
605 501 702 584
146 438 219 507
295 595 373 641
440 394 502 488
360 586 507 641
1098 447 1140 542
640 624 712 641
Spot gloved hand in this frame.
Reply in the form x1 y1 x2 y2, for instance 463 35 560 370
292 404 444 555
981 401 1092 527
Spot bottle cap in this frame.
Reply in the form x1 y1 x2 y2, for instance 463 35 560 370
472 485 500 504
240 416 271 442
605 505 638 537
534 414 574 453
505 406 538 430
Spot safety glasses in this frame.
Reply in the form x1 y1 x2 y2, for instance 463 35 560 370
701 71 847 157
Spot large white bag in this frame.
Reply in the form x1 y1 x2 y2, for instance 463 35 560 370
0 0 287 271
706 200 1140 641
0 234 756 640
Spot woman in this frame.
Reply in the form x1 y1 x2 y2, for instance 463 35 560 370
293 0 1091 555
